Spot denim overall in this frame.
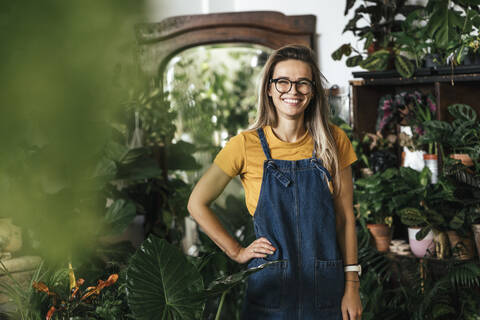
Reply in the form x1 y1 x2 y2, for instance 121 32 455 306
241 128 344 320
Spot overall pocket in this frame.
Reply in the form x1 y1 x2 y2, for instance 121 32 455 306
246 258 288 310
314 259 344 309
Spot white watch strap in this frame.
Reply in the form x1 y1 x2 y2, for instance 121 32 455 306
344 265 361 276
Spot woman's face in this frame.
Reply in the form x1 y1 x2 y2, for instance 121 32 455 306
268 59 314 121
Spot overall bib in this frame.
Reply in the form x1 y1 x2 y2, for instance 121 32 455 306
241 128 344 320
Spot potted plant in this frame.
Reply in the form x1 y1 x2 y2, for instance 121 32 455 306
391 9 431 70
393 168 458 258
362 132 399 174
355 168 399 252
421 104 479 173
445 207 477 260
446 165 480 260
332 0 421 77
455 35 480 65
390 91 439 180
422 0 480 68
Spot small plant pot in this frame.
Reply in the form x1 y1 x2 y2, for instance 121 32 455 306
367 224 392 252
472 224 480 258
424 54 442 68
446 230 475 260
408 227 435 258
423 154 438 184
463 53 480 65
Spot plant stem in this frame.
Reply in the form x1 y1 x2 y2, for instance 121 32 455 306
215 290 228 320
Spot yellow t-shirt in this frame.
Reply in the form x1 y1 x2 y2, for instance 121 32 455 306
214 124 357 216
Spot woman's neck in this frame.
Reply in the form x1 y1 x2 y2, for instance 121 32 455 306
271 119 306 143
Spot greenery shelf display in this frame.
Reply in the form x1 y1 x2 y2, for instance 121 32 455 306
334 0 480 78
344 6 480 306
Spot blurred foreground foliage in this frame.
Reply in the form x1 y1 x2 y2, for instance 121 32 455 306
0 0 142 262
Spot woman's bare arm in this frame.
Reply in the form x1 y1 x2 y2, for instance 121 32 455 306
333 165 358 278
187 163 275 264
334 165 362 319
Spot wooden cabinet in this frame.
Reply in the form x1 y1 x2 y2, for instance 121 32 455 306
350 72 480 136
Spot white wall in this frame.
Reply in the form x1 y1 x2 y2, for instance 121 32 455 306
233 0 360 88
146 0 362 89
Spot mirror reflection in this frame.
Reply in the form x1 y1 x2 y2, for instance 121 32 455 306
164 44 272 159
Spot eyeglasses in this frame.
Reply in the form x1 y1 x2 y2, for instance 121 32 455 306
269 78 314 95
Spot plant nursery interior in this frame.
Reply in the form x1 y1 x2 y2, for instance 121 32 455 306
1 0 480 319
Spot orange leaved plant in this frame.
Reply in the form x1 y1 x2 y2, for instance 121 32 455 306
32 265 118 320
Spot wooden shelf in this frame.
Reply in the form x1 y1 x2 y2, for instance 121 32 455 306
350 72 480 136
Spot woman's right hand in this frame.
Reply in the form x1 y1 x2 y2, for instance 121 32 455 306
232 237 276 264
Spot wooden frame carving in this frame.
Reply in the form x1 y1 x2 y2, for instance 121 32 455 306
135 11 316 79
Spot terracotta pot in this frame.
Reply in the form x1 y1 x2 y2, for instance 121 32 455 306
423 154 438 184
408 227 435 258
472 224 480 258
367 224 392 252
0 218 22 253
450 154 474 167
446 230 475 260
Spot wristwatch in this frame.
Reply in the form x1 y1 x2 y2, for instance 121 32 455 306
344 264 362 277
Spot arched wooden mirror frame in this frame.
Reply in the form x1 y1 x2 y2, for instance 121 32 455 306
135 11 317 81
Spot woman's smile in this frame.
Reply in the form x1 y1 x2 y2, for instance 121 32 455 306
282 97 302 106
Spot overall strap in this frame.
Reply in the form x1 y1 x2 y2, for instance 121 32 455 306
257 127 292 187
312 159 333 182
257 128 272 160
311 140 332 181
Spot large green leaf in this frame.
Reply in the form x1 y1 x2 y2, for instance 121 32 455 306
94 157 117 180
425 3 463 49
399 207 425 226
346 55 363 67
105 141 129 162
104 199 136 235
416 226 432 241
448 104 477 122
449 210 465 229
360 50 390 71
166 140 201 171
121 147 150 166
126 236 205 320
427 209 446 227
331 44 352 61
394 55 415 78
116 155 163 180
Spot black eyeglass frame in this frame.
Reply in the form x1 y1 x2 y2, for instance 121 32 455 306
269 78 315 94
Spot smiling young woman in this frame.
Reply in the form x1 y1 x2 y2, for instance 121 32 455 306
187 45 362 320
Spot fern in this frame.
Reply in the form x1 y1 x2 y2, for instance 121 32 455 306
0 260 46 320
448 262 480 288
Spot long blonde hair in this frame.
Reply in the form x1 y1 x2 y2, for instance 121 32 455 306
248 44 342 194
